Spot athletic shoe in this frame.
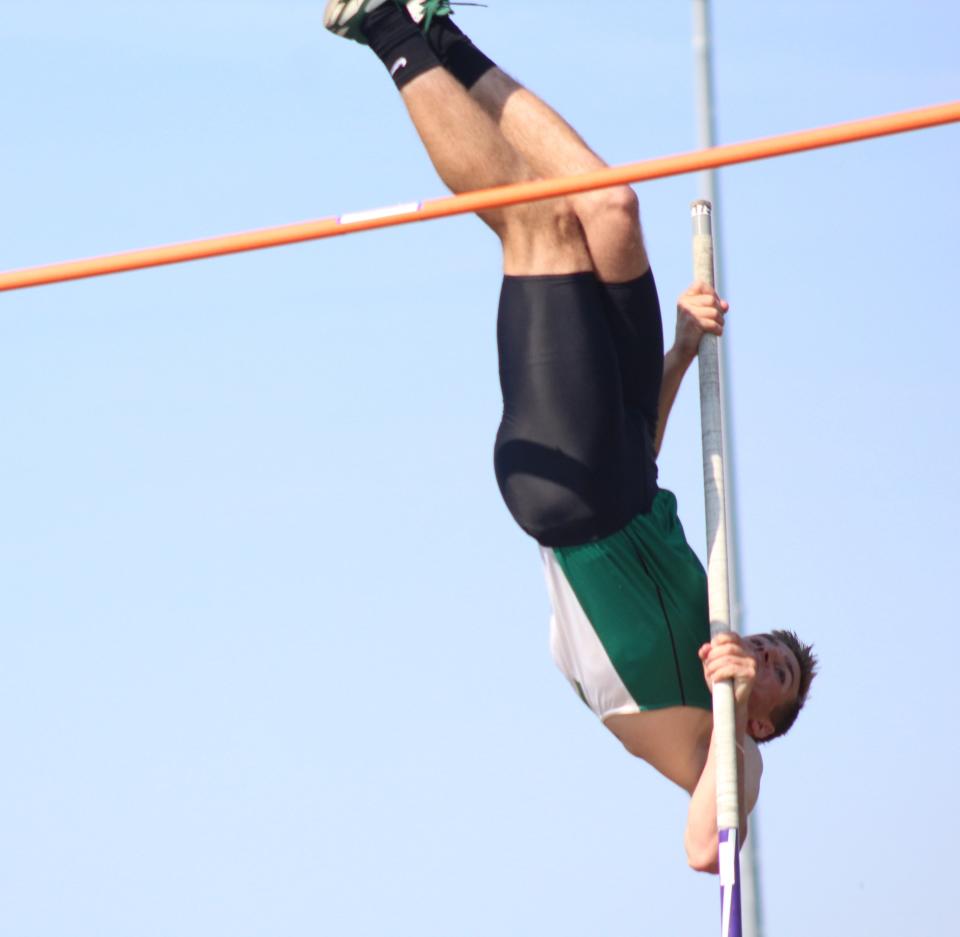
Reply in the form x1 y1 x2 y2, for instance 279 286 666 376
323 0 396 43
406 0 453 32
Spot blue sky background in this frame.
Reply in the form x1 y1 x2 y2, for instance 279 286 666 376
2 2 958 935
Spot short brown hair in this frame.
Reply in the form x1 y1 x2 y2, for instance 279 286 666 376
759 629 818 744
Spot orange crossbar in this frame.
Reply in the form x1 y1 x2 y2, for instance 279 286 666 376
2 100 958 293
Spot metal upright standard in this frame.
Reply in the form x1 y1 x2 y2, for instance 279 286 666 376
692 200 741 937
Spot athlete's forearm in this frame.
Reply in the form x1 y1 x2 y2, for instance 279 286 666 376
654 345 696 457
683 713 749 874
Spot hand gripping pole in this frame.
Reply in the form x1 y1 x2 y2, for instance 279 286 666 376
692 200 742 937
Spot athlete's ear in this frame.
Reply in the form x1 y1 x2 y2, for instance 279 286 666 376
747 716 774 741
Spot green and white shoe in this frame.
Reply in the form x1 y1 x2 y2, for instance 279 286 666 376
323 0 395 43
405 0 453 32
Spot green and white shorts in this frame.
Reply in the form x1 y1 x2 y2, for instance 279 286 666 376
541 489 713 719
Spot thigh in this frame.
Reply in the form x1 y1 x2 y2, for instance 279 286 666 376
494 273 656 545
601 269 664 433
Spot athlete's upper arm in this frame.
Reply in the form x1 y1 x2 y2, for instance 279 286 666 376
743 736 764 814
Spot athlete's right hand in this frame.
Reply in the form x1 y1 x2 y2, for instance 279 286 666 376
674 282 729 361
698 633 757 708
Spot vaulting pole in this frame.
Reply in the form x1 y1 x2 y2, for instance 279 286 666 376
692 200 741 937
691 3 762 934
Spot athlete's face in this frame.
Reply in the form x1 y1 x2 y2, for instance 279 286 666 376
744 634 801 738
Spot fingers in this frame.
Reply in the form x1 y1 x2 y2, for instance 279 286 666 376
677 286 729 337
681 295 728 317
702 640 752 666
703 648 755 673
699 634 740 655
682 282 729 309
703 659 756 692
711 632 742 647
676 309 725 340
674 285 730 358
701 633 756 686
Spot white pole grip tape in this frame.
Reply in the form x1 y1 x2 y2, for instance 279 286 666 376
692 200 739 833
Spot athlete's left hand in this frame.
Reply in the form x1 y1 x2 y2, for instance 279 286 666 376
675 282 729 361
698 633 756 708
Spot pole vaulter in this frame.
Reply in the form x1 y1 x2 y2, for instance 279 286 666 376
1 4 952 934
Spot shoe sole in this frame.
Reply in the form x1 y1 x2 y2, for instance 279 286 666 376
323 0 392 39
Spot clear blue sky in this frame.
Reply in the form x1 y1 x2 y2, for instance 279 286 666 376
2 2 958 935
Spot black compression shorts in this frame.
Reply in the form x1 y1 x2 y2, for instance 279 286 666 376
494 270 663 547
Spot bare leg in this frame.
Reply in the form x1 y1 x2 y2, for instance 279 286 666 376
469 69 649 283
399 67 593 276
